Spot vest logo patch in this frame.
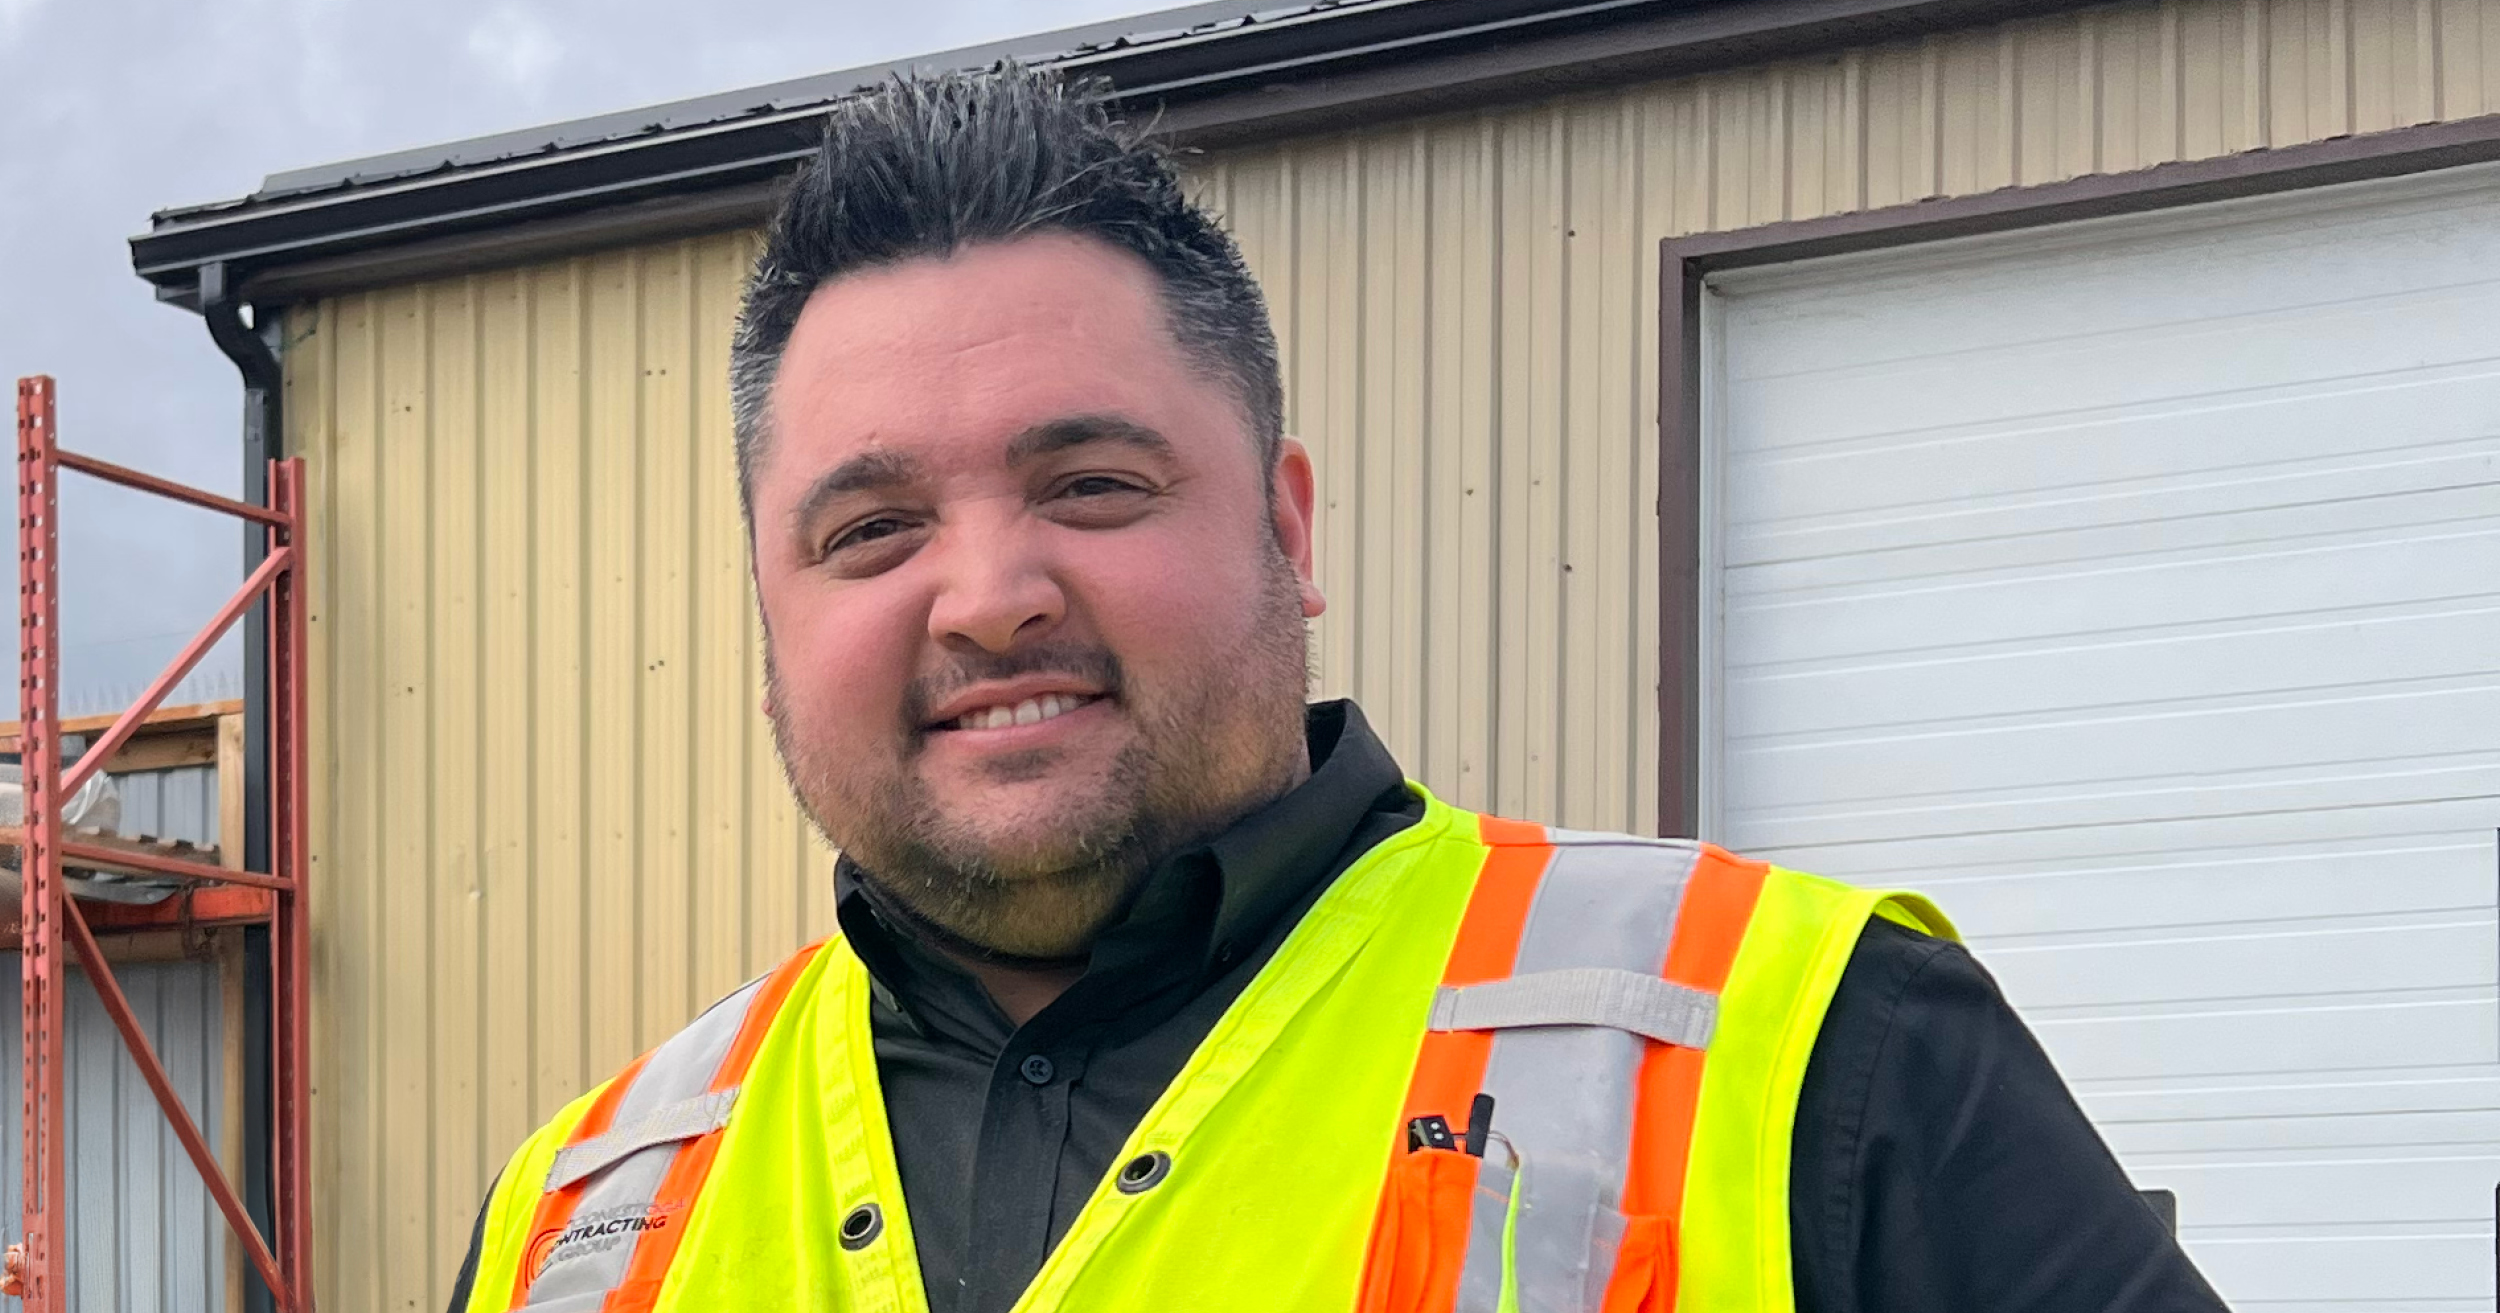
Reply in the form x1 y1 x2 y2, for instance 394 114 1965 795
527 1203 678 1277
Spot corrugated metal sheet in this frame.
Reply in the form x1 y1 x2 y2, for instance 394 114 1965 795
0 959 226 1312
113 765 219 850
279 0 2500 1306
285 229 832 1310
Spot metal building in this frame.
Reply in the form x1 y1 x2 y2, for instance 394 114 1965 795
132 1 2500 1308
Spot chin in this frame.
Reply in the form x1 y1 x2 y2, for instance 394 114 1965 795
934 758 1123 823
954 814 1127 876
947 786 1144 869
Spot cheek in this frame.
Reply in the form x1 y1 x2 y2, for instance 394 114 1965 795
760 572 922 740
1063 523 1274 667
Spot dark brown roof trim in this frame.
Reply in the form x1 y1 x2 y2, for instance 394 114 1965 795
1650 111 2500 838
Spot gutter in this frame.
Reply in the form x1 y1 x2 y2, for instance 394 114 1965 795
198 258 283 1313
196 262 277 877
132 0 2095 311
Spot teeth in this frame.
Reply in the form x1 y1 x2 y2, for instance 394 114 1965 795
954 694 1088 731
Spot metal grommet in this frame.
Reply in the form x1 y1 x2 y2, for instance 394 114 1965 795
839 1201 884 1250
1114 1151 1172 1195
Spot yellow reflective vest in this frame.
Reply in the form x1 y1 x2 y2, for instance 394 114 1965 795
461 788 1951 1313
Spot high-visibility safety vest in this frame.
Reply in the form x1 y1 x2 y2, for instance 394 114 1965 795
460 789 1951 1313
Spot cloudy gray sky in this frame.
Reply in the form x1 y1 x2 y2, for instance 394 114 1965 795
0 0 1163 717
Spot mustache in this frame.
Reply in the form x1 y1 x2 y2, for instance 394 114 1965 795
900 642 1126 731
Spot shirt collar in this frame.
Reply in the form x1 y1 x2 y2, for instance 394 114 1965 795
1193 698 1405 965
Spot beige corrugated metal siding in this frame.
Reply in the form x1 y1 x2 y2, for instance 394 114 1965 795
283 232 843 1309
280 0 2500 1305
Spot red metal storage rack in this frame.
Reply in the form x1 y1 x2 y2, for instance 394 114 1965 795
8 375 311 1311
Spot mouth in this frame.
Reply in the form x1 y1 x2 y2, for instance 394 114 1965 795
934 691 1108 733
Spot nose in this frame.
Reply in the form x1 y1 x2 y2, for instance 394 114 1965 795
925 507 1065 655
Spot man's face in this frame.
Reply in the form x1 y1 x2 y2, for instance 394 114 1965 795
750 232 1323 960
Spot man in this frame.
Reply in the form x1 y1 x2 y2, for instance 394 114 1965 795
448 69 2227 1313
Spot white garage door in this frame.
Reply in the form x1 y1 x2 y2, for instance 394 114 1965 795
1708 163 2500 1310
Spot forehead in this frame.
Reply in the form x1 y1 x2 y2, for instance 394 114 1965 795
765 232 1227 474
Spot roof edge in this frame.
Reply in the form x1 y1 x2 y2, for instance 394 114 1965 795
237 0 1278 205
133 0 2097 311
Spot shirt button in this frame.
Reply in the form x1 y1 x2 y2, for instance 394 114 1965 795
1019 1055 1056 1086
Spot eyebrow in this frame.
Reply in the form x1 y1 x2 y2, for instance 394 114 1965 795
783 417 1173 541
1002 415 1175 466
786 448 924 539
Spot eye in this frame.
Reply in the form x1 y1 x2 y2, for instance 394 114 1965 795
1059 474 1145 498
816 513 927 575
836 516 911 548
1043 471 1159 529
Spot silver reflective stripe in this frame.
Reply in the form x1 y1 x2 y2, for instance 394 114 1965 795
1465 1154 1517 1313
547 1088 741 1191
520 972 773 1308
1453 833 1701 1313
1430 968 1717 1051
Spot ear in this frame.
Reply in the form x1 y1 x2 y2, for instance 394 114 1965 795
1270 437 1325 619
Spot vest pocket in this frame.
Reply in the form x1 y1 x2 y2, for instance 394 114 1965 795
1362 1145 1667 1313
1594 1215 1674 1313
1359 1146 1485 1313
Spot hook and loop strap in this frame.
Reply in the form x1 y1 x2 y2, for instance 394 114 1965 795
547 1089 741 1191
1429 968 1718 1051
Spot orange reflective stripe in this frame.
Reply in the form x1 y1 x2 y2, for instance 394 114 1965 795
1658 849 1763 994
511 1052 653 1309
1397 816 1550 1130
602 943 824 1312
1600 845 1760 1300
600 1133 726 1311
713 942 822 1088
1360 817 1551 1313
1610 846 1767 1311
1473 813 1546 850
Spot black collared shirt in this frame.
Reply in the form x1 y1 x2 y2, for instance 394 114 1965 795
448 699 2225 1313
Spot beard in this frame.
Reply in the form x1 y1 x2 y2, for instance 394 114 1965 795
767 548 1313 961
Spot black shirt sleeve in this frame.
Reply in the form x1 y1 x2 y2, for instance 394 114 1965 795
1790 919 2231 1313
443 1165 498 1313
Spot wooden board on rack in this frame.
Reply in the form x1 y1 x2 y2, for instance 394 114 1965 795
0 887 272 950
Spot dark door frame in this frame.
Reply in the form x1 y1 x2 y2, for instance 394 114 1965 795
1653 112 2500 838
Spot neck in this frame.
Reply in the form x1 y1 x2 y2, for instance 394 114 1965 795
947 950 1089 1026
854 872 1098 1024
